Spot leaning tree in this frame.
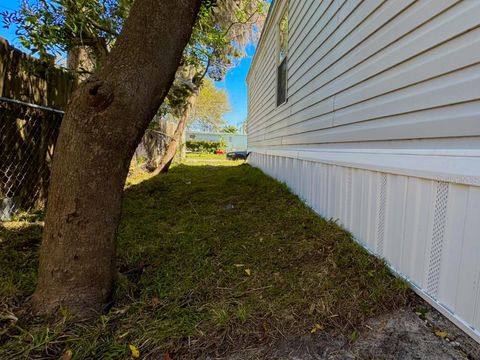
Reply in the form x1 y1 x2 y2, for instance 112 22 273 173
30 0 202 317
2 0 266 317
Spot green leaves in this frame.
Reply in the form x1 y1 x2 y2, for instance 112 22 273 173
164 0 267 119
185 0 268 80
2 0 132 63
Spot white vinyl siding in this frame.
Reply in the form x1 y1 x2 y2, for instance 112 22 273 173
248 0 480 154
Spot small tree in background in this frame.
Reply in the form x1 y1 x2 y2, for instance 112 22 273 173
189 78 231 132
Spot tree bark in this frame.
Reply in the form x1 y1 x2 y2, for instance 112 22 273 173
65 1 103 85
153 90 198 174
67 46 97 84
32 0 202 318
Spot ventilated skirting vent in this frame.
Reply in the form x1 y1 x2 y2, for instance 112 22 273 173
345 169 353 227
376 174 388 256
426 181 450 299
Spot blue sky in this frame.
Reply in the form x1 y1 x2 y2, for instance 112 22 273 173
215 44 255 128
0 0 254 129
0 0 22 48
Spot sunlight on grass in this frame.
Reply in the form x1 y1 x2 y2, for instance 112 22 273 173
0 157 409 359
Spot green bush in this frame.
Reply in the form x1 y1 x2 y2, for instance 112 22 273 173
186 140 222 153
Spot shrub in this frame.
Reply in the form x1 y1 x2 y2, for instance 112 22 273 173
186 140 222 153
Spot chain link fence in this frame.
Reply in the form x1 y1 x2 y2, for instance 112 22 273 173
0 99 178 221
0 97 63 220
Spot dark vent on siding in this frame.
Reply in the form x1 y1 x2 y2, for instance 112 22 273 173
277 58 287 106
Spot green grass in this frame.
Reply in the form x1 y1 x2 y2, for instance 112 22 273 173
0 156 410 359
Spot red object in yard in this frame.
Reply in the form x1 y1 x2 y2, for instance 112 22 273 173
215 149 225 155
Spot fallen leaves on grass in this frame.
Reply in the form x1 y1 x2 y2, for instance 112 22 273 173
129 344 140 358
435 330 448 339
310 323 324 333
62 349 73 360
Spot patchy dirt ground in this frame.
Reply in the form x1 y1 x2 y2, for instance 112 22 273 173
225 303 480 360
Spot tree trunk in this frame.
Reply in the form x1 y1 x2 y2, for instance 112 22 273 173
32 0 202 318
67 46 96 84
66 1 100 85
153 90 198 174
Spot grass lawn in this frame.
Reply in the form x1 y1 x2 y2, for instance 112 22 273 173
0 155 409 359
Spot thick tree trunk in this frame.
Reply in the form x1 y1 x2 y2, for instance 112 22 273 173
32 0 202 318
153 90 198 174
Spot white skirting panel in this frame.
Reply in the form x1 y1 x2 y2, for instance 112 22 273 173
249 152 480 343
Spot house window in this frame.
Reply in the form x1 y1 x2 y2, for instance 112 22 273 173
277 10 288 106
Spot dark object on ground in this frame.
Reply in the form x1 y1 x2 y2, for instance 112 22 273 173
226 150 248 160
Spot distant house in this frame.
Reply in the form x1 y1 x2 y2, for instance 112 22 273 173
247 0 480 342
186 131 247 151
